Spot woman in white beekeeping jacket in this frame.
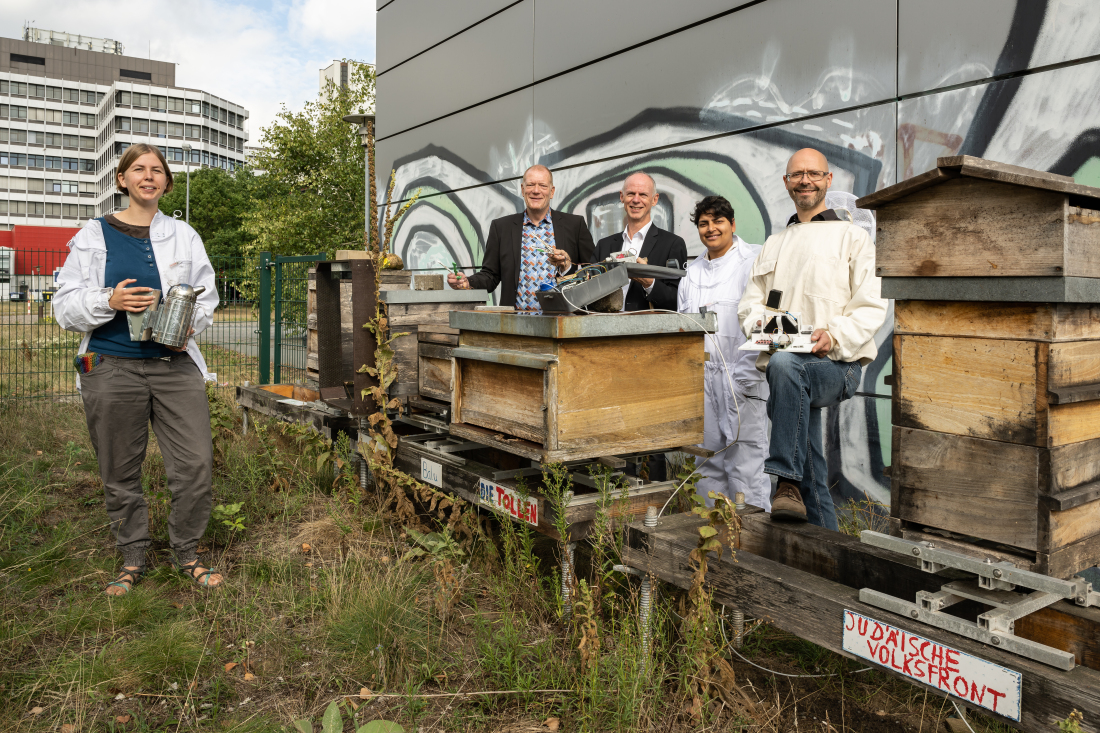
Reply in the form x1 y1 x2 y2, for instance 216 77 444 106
677 195 771 510
54 143 222 595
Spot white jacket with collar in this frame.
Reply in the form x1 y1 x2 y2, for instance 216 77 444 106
54 212 220 387
738 219 887 369
677 235 766 392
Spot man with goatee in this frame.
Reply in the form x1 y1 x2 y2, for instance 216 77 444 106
739 148 887 530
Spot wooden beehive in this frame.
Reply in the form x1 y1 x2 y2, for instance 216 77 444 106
857 156 1100 579
307 268 409 388
448 310 713 463
379 289 488 398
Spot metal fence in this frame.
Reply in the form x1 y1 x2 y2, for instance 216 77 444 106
0 249 325 399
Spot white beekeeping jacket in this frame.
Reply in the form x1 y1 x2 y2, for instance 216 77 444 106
677 235 765 392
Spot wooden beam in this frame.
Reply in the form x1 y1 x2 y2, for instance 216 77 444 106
623 516 1100 731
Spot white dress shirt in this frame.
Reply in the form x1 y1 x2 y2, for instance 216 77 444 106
618 220 655 310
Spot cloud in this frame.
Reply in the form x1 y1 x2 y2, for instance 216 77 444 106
0 0 375 138
289 0 377 47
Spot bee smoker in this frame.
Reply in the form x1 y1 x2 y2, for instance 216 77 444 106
126 284 205 348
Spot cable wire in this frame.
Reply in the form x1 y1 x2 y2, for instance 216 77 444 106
950 700 977 733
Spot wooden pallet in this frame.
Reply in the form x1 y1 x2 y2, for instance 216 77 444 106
623 512 1100 731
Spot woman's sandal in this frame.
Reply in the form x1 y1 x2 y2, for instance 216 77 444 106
105 566 145 596
175 559 223 589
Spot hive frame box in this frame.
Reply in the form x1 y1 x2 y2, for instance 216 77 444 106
446 310 715 464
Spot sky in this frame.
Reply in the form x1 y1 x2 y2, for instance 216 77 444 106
1 0 376 141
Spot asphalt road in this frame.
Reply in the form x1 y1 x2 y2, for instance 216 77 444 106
201 320 306 370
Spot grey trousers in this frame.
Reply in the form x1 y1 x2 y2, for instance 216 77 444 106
80 353 213 568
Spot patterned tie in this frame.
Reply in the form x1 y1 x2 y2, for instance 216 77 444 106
516 213 557 313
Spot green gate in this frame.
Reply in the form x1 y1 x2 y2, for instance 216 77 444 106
256 253 329 386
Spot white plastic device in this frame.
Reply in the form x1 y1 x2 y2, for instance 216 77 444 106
739 310 816 353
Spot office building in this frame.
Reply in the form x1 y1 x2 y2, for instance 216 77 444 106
0 30 250 230
319 59 373 100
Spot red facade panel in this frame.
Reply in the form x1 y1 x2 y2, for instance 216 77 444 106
10 225 81 275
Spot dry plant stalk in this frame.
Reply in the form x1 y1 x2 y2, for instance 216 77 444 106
682 491 755 722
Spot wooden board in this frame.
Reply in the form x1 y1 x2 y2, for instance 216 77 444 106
554 334 704 451
390 330 419 397
1048 401 1100 446
459 330 558 355
417 330 459 345
894 335 1045 446
894 301 1100 343
418 342 453 402
875 178 1069 278
457 360 546 444
1067 207 1100 279
623 515 1100 731
1050 438 1100 494
1046 498 1100 548
235 385 354 440
1049 341 1100 388
419 323 461 336
892 427 1038 550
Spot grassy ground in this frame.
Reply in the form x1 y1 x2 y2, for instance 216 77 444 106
0 394 1019 732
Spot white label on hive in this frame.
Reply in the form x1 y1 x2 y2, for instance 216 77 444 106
477 478 538 526
842 610 1022 721
420 458 442 488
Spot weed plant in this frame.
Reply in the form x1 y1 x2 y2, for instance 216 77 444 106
0 395 1023 732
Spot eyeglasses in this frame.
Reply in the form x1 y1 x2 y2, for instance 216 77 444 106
785 170 829 183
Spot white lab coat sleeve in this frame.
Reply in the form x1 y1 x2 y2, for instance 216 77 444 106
825 229 888 362
187 228 219 337
54 237 115 335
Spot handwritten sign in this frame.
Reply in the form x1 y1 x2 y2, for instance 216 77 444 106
420 457 442 488
842 610 1021 721
477 478 539 526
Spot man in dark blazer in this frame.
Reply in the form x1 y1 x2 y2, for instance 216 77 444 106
447 164 595 310
593 172 687 312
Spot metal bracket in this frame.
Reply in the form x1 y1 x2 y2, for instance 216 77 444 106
859 531 1098 670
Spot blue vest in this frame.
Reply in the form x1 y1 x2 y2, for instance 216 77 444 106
88 218 173 358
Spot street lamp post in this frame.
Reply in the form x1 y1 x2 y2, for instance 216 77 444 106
342 113 376 250
182 143 192 224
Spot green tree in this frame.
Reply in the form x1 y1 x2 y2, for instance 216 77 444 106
159 167 257 261
242 62 375 258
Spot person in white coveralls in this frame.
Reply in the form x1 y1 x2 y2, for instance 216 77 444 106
677 195 771 510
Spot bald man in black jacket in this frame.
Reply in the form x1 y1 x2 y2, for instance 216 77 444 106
593 172 687 311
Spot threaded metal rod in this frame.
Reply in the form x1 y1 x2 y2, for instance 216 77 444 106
729 608 745 649
561 542 576 619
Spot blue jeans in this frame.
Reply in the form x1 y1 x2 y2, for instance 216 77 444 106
764 351 862 531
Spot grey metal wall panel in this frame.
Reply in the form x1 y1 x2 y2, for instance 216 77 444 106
376 88 534 198
532 0 754 79
899 0 1100 97
898 59 1100 181
376 0 533 138
532 0 896 169
897 0 1016 96
377 0 518 74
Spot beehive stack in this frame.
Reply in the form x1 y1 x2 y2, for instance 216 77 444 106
857 156 1100 579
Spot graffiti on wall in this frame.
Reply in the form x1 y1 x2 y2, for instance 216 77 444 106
378 0 1100 508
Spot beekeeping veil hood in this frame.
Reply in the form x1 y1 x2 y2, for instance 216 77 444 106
824 190 876 242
